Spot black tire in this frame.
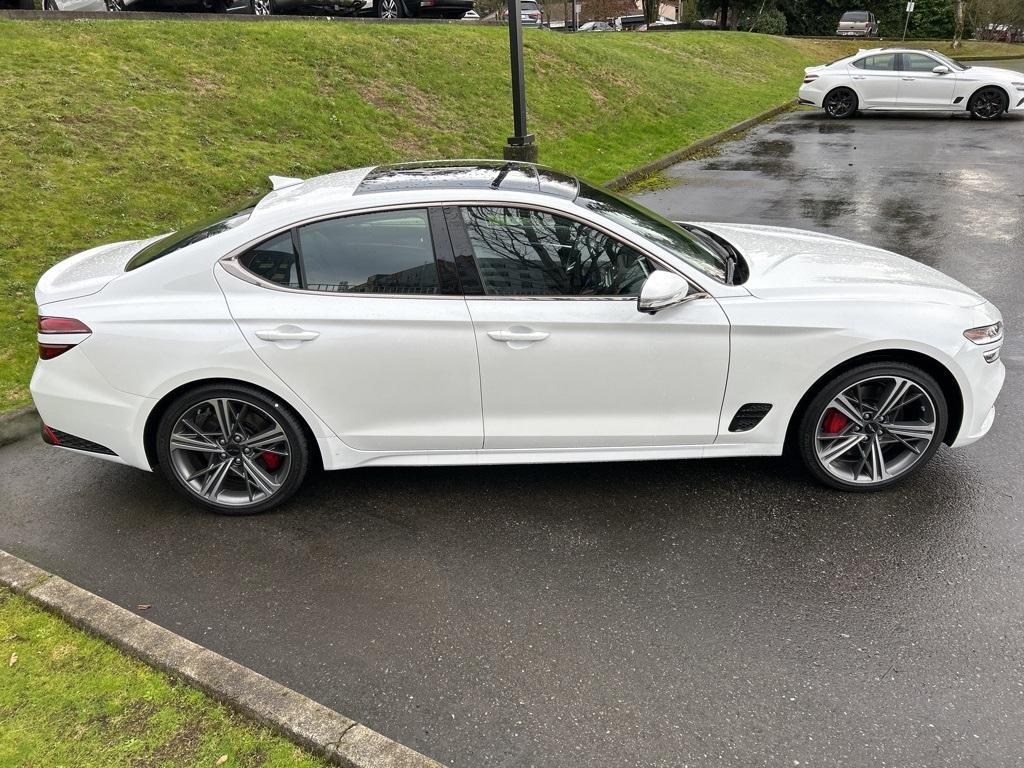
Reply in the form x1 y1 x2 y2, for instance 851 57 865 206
155 383 309 515
967 87 1008 120
796 362 947 492
823 87 858 119
376 0 404 17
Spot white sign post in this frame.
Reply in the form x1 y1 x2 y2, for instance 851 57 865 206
902 1 915 40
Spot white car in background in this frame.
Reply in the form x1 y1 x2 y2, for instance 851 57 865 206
799 48 1024 119
31 161 1004 514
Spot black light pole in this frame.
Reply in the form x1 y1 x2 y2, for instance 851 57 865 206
503 0 538 163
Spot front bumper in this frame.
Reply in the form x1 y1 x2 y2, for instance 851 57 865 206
949 321 1005 448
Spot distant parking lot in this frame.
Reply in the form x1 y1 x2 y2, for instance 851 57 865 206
2 98 1024 766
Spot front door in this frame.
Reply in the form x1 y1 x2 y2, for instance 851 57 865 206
218 207 483 452
897 52 958 109
446 204 731 450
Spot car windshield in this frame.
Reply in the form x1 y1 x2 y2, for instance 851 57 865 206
125 201 257 271
575 182 728 282
929 51 968 71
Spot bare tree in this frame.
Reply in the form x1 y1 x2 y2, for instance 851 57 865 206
952 0 967 48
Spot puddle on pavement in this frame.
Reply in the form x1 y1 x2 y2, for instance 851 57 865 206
800 197 856 226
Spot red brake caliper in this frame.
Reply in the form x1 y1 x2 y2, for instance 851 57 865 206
822 408 850 434
261 452 282 471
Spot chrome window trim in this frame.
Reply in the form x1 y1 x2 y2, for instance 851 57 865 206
219 199 711 302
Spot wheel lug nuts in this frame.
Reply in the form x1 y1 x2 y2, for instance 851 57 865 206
220 452 227 458
233 435 242 442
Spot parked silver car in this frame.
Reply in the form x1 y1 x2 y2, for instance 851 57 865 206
836 10 879 37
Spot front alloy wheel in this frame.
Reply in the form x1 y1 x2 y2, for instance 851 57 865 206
377 0 403 17
250 0 272 14
823 87 858 119
798 364 946 490
969 87 1007 120
156 385 308 514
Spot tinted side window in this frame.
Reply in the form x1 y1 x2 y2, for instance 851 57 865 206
239 231 300 288
460 206 654 297
852 54 896 71
298 210 440 295
902 53 940 72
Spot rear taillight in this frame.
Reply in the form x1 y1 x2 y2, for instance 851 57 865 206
39 316 91 334
803 74 819 84
38 315 91 360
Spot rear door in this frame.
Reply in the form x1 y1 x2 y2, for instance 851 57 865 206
896 52 958 109
849 52 900 108
217 206 483 452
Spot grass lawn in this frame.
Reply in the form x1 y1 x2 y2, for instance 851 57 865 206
0 587 329 767
0 19 1019 410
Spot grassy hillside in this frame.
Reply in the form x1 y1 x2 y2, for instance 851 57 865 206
0 20 1018 409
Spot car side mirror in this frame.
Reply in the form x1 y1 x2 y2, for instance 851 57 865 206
932 65 950 75
638 271 693 314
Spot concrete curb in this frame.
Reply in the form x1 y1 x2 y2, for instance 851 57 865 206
604 100 797 191
0 550 446 768
0 405 40 448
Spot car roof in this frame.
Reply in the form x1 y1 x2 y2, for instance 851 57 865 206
250 161 582 222
354 160 579 199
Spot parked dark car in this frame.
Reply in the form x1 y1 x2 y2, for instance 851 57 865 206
95 0 360 13
360 0 471 17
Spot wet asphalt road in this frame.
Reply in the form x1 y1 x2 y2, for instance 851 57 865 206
2 89 1024 767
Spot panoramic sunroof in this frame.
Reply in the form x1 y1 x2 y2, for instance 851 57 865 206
355 161 579 199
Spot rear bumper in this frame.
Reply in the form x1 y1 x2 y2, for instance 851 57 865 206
30 348 153 470
797 82 825 108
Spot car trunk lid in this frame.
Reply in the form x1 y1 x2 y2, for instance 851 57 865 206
35 236 164 306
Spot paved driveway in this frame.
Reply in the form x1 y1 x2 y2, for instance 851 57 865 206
2 98 1023 767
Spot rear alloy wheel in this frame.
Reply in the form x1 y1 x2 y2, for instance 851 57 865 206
968 87 1007 120
797 363 947 490
105 0 126 10
156 385 309 515
250 0 271 14
823 87 858 119
377 0 404 17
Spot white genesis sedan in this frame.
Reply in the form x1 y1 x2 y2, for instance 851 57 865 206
799 48 1024 119
31 161 1005 514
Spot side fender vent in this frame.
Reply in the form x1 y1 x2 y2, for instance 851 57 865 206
729 403 773 432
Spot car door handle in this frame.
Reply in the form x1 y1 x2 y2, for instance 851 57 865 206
852 75 866 80
487 329 550 343
901 77 916 81
255 327 320 342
